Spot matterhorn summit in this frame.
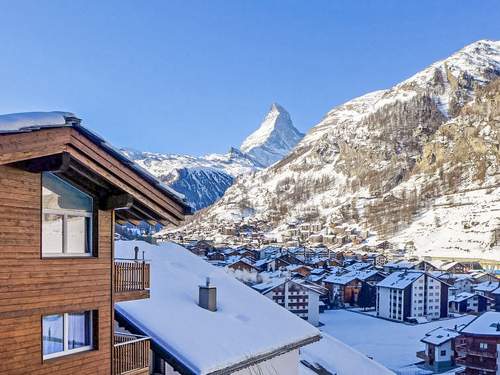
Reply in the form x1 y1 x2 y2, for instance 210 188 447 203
240 103 304 167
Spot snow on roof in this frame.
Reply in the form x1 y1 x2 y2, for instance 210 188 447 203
0 111 190 209
449 292 481 303
376 271 424 289
460 311 500 336
383 260 417 269
421 327 460 346
344 261 373 272
300 333 395 375
115 241 320 374
252 277 287 294
0 111 75 132
473 281 499 292
324 269 380 285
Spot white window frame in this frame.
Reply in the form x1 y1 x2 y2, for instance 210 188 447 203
43 311 94 360
42 209 93 256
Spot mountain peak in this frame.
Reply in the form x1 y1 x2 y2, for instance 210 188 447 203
240 103 304 167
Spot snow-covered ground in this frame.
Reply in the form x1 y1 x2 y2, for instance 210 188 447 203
317 310 474 373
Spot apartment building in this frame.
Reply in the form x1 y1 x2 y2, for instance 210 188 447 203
376 271 449 322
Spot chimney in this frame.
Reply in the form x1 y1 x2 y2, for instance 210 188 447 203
199 277 217 312
134 246 139 260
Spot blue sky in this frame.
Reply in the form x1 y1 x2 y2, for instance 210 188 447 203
0 1 499 156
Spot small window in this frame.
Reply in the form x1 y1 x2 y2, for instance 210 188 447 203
479 342 488 350
440 350 446 356
42 311 94 360
42 173 94 256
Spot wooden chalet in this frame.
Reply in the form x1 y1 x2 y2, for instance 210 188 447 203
0 112 191 374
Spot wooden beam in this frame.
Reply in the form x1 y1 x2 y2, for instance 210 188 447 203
66 146 181 225
19 152 71 173
101 194 134 210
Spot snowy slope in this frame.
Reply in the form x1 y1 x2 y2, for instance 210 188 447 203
189 39 500 260
122 104 302 211
122 147 257 210
241 103 304 167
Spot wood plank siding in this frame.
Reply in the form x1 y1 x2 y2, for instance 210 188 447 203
0 165 113 374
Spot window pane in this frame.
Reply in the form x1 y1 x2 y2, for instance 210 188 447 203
43 314 64 356
68 312 92 350
67 216 91 254
42 172 93 211
42 214 63 254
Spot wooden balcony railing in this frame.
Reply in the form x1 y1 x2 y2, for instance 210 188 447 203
114 260 150 293
456 356 497 371
113 333 150 375
416 350 428 361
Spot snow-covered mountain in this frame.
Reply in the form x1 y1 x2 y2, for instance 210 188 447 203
187 40 500 260
122 104 303 211
240 103 304 167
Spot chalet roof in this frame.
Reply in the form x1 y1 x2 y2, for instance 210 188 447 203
421 327 460 346
344 262 372 272
474 281 500 292
449 292 487 303
376 271 424 289
0 112 191 224
0 112 189 208
460 311 500 337
116 241 320 375
324 269 380 285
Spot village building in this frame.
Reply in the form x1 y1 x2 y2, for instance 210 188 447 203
323 269 385 307
416 327 461 373
0 112 191 374
456 311 500 374
449 292 493 314
252 278 328 327
376 271 449 322
116 241 321 375
473 281 500 300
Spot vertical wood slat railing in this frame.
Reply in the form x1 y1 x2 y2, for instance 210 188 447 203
113 333 150 375
114 260 150 293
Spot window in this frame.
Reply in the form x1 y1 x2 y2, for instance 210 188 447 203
42 173 94 256
479 342 488 350
42 311 94 360
440 350 446 356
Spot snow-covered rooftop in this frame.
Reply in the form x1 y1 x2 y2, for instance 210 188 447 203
115 240 320 374
420 327 461 346
324 269 380 285
0 111 76 132
376 271 424 289
460 311 500 336
473 281 499 293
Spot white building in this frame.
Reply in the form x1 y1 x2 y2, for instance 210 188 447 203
253 278 327 326
417 327 461 372
376 271 449 322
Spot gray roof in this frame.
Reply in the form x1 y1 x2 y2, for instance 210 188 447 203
0 111 191 213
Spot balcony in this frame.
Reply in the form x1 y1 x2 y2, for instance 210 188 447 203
114 259 151 302
113 333 150 375
456 356 497 372
416 350 428 361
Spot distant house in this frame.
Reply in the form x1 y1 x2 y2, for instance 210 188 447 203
448 292 492 314
493 288 500 312
324 269 385 307
456 311 500 374
376 271 449 322
227 258 260 274
116 241 321 375
187 240 215 257
417 327 461 373
473 281 500 300
253 278 328 326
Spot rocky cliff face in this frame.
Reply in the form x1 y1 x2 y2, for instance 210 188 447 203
188 40 500 260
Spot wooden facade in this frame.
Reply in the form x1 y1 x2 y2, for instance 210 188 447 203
0 122 189 375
